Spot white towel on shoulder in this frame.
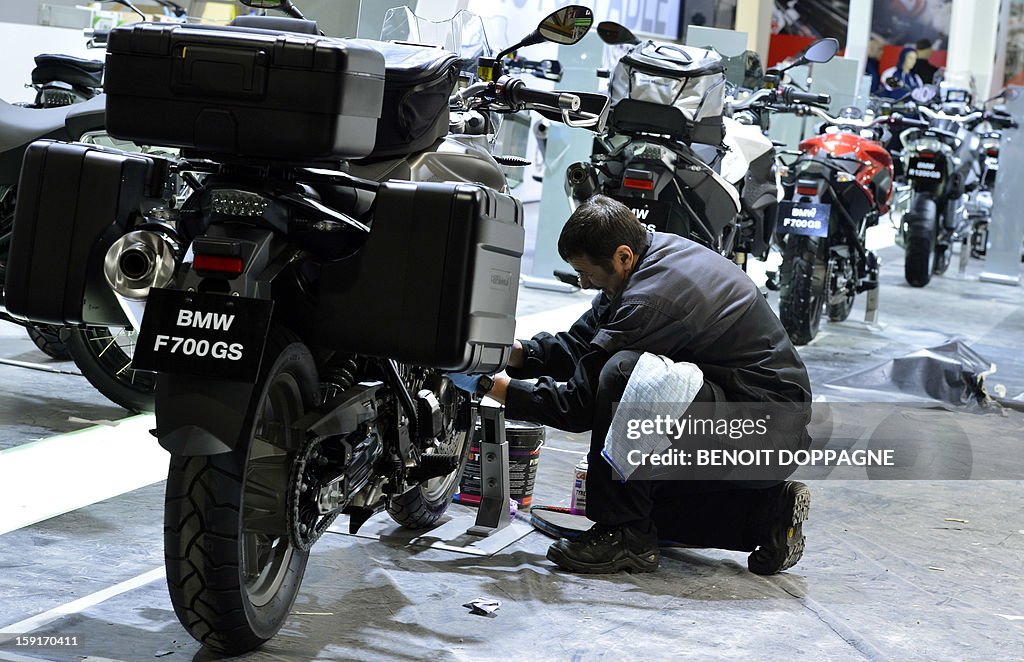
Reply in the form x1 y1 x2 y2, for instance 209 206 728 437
602 352 704 480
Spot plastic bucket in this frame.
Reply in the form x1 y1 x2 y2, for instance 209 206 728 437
456 421 544 508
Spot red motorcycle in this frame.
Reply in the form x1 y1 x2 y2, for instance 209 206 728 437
772 106 905 344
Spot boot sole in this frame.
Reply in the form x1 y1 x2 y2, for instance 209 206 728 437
546 545 659 574
749 482 811 575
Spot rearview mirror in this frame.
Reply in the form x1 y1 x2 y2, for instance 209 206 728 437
238 0 285 7
596 21 639 46
537 6 594 45
801 37 839 64
492 5 593 76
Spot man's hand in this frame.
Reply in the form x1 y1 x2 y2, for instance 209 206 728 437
446 372 511 405
508 340 526 369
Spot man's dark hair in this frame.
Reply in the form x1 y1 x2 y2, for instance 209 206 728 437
915 38 932 52
557 195 648 272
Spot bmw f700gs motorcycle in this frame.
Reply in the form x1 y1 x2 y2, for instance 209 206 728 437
774 105 911 344
6 2 605 655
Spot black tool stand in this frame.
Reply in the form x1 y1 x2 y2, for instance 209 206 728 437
466 400 512 537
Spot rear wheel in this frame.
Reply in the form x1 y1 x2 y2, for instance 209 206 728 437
67 326 156 412
26 324 70 360
164 334 318 656
904 196 937 287
778 236 828 345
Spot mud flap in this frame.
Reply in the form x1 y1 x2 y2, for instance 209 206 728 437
155 373 258 455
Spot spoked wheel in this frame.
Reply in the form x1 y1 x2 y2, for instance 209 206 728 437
164 335 318 656
388 377 471 529
26 324 70 360
66 326 156 412
778 236 829 345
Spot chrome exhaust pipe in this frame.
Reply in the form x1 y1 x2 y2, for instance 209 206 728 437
104 228 181 331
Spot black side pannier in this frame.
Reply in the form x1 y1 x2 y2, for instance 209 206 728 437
355 40 460 159
5 141 168 326
315 181 524 374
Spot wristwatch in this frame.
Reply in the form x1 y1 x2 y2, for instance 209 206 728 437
475 375 495 398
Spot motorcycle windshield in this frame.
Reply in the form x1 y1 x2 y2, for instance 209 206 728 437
380 7 529 184
380 7 498 63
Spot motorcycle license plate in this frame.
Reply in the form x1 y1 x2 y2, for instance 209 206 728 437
775 202 829 237
613 196 669 232
132 288 274 381
906 156 944 183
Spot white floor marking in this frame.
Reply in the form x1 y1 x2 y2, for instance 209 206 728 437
0 567 165 639
0 415 164 536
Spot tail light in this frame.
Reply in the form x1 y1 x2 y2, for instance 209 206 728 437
192 237 244 278
986 148 999 157
918 150 936 159
796 180 819 196
623 168 655 191
193 254 244 276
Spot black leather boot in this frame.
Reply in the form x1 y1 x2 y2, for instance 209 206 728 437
546 523 659 574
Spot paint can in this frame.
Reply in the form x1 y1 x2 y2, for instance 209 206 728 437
570 457 587 515
456 421 544 508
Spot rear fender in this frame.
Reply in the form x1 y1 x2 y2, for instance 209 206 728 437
155 374 258 455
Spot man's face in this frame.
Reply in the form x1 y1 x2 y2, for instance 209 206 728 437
568 247 635 298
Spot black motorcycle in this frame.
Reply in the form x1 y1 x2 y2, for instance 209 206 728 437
6 2 605 654
565 23 835 266
899 89 1015 286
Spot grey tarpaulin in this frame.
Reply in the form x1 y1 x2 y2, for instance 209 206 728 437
825 339 995 406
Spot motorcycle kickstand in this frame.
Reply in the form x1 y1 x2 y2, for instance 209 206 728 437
959 233 971 275
864 285 880 325
466 400 513 537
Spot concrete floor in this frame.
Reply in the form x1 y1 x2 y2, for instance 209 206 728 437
0 236 1022 661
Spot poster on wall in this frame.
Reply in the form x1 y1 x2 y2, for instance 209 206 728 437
771 0 851 44
871 0 953 49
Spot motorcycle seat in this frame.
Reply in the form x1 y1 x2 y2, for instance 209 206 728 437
31 54 104 89
0 94 105 158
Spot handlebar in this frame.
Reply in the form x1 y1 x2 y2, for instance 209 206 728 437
727 86 830 112
796 105 892 129
498 77 580 112
785 89 831 105
916 105 984 125
452 76 606 130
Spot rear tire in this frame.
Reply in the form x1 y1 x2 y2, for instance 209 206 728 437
778 236 828 345
904 196 937 287
164 332 318 655
26 324 70 360
67 326 156 412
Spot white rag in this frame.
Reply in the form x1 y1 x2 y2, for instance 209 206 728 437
602 352 704 480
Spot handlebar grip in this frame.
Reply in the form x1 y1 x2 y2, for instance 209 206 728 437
502 78 580 111
786 89 831 105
